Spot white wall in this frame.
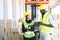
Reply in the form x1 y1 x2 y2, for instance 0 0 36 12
0 0 4 19
7 0 13 19
51 5 60 14
20 0 25 18
3 0 25 28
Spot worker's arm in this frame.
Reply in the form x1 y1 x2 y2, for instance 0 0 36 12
49 16 55 27
22 23 27 33
43 24 53 27
40 16 54 27
40 22 53 27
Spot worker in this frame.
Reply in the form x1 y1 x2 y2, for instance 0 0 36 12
39 4 54 40
22 11 35 40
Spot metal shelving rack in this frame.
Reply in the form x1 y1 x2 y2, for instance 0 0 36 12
25 0 49 20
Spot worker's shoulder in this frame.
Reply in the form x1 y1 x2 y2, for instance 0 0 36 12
46 12 52 16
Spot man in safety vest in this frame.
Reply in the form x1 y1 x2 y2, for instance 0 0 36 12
39 4 55 40
22 11 35 40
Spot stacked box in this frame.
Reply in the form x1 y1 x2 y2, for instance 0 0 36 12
0 20 5 40
6 20 12 40
0 20 5 34
20 34 23 40
6 20 12 32
10 28 20 40
6 32 11 40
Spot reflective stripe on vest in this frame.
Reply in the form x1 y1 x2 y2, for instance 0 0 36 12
23 20 35 38
39 12 53 34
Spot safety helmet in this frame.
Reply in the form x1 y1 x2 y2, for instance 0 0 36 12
39 4 46 10
24 11 30 16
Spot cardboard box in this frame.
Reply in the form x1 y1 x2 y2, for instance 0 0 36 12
20 34 23 40
6 32 11 40
0 20 5 24
0 20 5 35
6 24 12 32
6 29 19 40
10 28 18 32
5 20 12 40
6 20 12 24
6 20 12 32
11 34 20 40
10 29 20 40
0 26 5 35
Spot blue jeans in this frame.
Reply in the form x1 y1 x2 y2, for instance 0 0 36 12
40 33 51 40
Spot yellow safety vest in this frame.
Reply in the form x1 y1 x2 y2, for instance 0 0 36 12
23 20 35 38
39 12 53 34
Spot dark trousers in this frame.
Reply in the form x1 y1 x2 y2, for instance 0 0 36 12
23 36 35 40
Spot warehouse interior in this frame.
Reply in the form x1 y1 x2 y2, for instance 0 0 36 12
0 0 60 40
